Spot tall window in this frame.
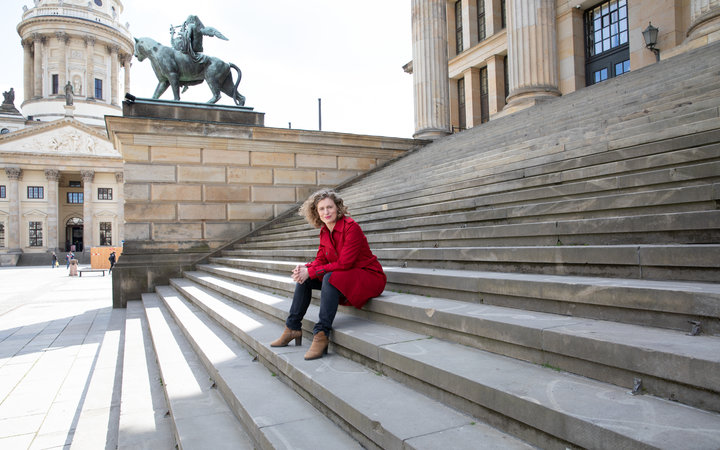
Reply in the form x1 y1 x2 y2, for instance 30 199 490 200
52 74 59 95
0 224 5 248
503 55 509 102
95 78 103 99
0 185 5 198
501 0 506 29
477 0 486 41
98 188 113 200
457 78 466 131
585 0 630 85
480 67 489 123
67 192 84 204
29 221 42 247
100 222 112 246
455 1 464 54
27 186 44 199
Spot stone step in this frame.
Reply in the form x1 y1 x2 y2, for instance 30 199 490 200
173 272 720 449
152 285 363 450
187 266 720 412
141 293 255 449
196 263 720 335
252 129 720 242
220 241 720 282
117 300 175 449
165 278 534 450
238 184 719 253
69 307 126 450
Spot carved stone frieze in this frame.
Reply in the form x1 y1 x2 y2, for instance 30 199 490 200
0 127 117 156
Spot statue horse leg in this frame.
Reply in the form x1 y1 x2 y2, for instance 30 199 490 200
153 80 170 99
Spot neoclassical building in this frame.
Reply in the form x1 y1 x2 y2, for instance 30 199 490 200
409 0 720 138
0 0 133 265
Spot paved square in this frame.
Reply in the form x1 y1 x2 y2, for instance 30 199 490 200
0 266 120 450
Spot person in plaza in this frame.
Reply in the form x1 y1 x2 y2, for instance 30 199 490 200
65 251 74 269
51 252 57 268
271 189 386 360
108 251 116 273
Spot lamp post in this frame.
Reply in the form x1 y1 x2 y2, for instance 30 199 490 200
642 22 660 62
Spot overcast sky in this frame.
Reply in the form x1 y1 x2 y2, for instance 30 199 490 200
0 0 415 137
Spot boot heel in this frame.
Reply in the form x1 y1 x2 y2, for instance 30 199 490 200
295 335 302 346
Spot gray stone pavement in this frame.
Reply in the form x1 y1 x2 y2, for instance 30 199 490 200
0 265 120 450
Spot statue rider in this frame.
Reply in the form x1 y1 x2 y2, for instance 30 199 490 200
171 15 228 65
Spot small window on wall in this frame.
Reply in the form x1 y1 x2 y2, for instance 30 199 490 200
0 223 4 247
95 78 103 99
69 180 81 187
0 185 5 198
29 221 43 247
457 78 466 131
52 74 59 95
98 188 113 200
100 222 112 246
455 1 463 54
67 192 84 204
27 186 44 199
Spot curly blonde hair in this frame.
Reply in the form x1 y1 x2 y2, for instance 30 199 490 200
299 189 348 228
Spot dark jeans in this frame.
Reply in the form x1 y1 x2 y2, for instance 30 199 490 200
286 272 341 336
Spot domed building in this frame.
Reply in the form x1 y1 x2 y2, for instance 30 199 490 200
0 0 133 266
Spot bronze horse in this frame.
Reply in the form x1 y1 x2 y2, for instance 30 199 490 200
133 37 245 106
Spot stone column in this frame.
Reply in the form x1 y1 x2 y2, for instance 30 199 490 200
463 68 483 128
82 170 94 251
487 54 506 115
122 55 131 97
688 0 720 40
115 172 124 246
56 32 68 93
411 0 451 139
44 169 60 251
110 45 119 105
5 168 22 251
84 36 95 99
505 0 560 109
22 40 33 102
32 34 44 98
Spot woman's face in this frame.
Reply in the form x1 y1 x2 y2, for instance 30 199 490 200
317 197 338 228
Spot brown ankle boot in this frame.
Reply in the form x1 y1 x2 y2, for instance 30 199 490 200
304 331 329 360
270 327 302 347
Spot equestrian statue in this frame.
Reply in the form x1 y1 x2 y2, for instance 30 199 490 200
133 15 245 105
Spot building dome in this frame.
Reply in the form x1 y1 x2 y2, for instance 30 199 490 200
17 0 134 127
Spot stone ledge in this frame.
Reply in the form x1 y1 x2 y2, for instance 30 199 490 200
122 95 264 127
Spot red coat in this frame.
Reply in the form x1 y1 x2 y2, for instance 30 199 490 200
305 216 386 309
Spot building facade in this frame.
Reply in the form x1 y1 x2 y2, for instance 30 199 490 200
410 0 720 138
0 0 133 265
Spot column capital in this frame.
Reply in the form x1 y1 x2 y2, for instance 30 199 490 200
55 31 69 44
5 167 22 180
32 33 46 44
81 170 95 182
106 44 120 55
84 35 96 47
44 169 61 181
115 172 124 183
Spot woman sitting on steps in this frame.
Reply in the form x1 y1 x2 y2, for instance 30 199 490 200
271 189 386 360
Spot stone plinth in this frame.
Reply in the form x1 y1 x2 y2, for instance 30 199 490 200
122 96 264 126
106 102 424 307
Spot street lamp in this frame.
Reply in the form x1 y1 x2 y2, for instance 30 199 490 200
642 22 660 62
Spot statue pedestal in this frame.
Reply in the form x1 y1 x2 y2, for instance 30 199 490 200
64 105 75 117
122 96 264 126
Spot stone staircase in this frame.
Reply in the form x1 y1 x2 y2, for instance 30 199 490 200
117 41 720 449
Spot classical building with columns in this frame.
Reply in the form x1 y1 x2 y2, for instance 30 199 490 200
409 0 720 138
0 0 132 265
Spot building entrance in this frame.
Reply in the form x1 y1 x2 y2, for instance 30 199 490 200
65 217 83 252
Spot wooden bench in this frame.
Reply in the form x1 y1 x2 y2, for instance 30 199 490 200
78 268 107 277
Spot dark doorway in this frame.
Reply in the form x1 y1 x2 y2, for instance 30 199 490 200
65 217 83 252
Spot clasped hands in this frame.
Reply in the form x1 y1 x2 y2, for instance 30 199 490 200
291 264 309 284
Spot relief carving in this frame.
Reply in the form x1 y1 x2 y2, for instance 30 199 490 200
0 128 117 155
